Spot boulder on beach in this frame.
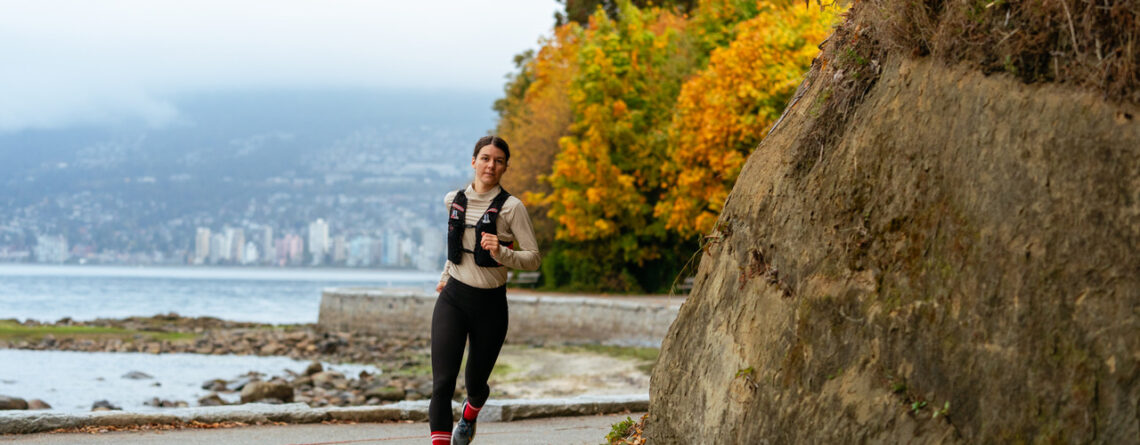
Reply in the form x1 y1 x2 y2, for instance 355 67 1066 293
122 370 153 380
364 385 405 402
0 395 28 410
144 397 189 408
291 375 313 388
201 379 227 392
240 381 294 404
228 375 258 392
318 337 345 354
91 400 121 411
197 393 227 407
415 380 434 399
260 341 285 355
27 399 51 410
304 361 323 376
310 371 344 388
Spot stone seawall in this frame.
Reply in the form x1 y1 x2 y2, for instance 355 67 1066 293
318 288 680 347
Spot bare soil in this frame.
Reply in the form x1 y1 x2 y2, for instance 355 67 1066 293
490 345 651 399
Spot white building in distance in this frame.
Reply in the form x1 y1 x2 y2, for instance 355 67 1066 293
243 241 259 265
34 235 68 263
194 227 211 264
260 226 274 265
308 218 329 265
209 233 226 264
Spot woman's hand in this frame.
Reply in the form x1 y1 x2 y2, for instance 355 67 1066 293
436 282 445 293
480 233 500 258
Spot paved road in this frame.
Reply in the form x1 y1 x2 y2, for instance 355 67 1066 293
0 412 642 445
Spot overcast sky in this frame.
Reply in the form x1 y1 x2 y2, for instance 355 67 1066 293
0 0 560 133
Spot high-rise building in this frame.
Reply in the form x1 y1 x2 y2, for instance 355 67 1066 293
274 238 289 266
400 237 415 267
331 235 347 264
382 231 401 266
228 228 245 264
34 235 69 263
308 219 329 264
243 241 259 265
347 236 372 267
420 230 445 271
282 233 304 266
209 233 226 264
194 227 211 264
261 226 274 265
381 231 415 267
218 228 234 262
370 238 384 267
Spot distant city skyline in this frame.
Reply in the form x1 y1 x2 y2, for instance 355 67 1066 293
25 215 443 272
0 97 476 272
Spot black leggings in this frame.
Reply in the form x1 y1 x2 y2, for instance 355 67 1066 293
429 277 509 432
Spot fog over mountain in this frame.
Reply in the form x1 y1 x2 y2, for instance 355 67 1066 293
0 88 497 263
2 88 494 184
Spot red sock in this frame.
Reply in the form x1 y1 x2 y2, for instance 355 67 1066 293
431 431 451 445
462 400 482 422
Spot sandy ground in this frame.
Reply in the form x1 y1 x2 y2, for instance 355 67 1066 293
489 345 651 399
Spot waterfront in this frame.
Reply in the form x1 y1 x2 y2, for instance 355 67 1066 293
0 264 440 323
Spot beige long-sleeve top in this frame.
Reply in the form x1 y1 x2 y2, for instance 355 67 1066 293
438 184 541 289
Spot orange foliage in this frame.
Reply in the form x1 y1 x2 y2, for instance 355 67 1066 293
657 2 838 237
497 24 583 247
538 4 690 263
492 0 841 290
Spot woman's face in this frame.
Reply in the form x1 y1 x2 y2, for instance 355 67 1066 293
472 144 508 190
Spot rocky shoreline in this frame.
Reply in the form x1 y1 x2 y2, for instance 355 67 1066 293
1 314 444 412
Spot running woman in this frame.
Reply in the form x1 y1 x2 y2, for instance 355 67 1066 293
430 135 541 445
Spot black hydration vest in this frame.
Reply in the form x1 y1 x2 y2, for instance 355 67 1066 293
447 188 513 267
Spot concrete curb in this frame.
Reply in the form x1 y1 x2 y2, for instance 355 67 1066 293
319 288 680 347
0 394 648 435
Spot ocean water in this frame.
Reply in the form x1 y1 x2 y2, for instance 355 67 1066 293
0 264 440 324
0 349 379 413
0 265 428 413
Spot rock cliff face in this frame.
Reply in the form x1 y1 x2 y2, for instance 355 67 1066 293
646 37 1140 444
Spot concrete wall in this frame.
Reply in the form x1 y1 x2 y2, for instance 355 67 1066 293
318 288 679 347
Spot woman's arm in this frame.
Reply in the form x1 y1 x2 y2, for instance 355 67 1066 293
492 199 541 271
437 262 450 293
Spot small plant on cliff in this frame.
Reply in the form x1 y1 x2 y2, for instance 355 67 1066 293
605 414 649 444
606 416 636 443
932 401 951 419
735 366 759 391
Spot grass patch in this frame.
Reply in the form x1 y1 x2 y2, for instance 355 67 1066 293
557 344 660 362
0 320 195 343
557 344 659 374
490 361 518 379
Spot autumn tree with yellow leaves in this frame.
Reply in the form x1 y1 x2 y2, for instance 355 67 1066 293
495 24 583 248
657 3 838 238
495 0 840 292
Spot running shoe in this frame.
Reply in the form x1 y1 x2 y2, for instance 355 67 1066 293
452 417 476 445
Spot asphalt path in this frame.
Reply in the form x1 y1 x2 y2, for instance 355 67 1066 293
0 412 643 445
